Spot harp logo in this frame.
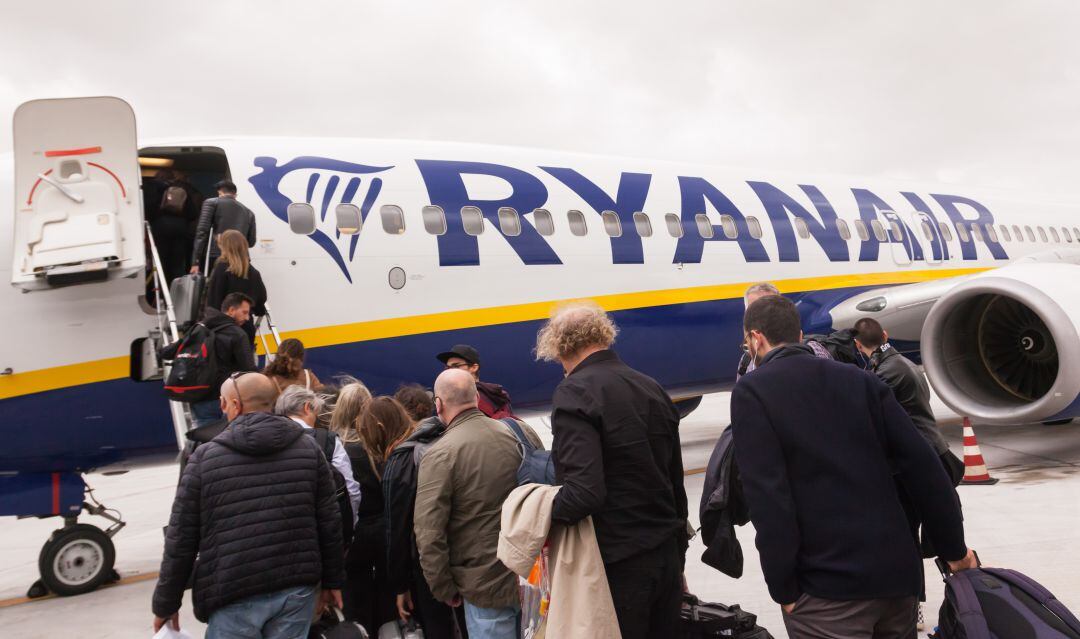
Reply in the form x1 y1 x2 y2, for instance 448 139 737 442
249 156 393 282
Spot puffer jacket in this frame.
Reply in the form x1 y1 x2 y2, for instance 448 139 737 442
152 412 345 622
192 196 257 268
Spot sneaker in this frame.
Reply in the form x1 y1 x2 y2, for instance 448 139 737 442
917 602 925 631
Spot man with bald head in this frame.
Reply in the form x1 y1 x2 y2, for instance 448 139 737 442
414 369 542 639
153 373 346 638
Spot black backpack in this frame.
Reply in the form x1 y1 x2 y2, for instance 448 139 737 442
804 328 867 367
160 322 227 402
308 428 355 548
680 594 775 638
500 418 555 486
160 185 188 215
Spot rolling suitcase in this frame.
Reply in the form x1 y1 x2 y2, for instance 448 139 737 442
309 607 369 639
681 594 775 638
168 273 205 329
377 618 424 639
932 557 1080 638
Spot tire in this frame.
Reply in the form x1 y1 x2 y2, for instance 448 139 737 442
37 524 116 596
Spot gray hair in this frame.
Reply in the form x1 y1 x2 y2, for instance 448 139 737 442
744 282 780 307
274 385 324 418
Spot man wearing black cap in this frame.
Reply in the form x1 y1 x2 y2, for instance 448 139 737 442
436 344 515 419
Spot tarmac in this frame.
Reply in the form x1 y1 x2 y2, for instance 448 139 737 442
1 392 1079 638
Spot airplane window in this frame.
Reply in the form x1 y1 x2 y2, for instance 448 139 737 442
665 213 684 238
938 222 954 242
1074 227 1080 240
498 207 522 236
888 220 903 242
568 210 588 236
870 219 887 242
1050 226 1060 243
1064 227 1073 243
793 218 811 239
335 203 363 235
602 211 623 237
422 205 447 235
998 225 1011 242
956 224 970 243
633 212 652 237
287 202 317 235
1038 226 1048 242
1025 225 1035 242
1012 225 1023 242
854 220 869 241
748 216 764 239
970 225 983 242
461 206 485 236
695 214 715 239
835 219 851 240
921 221 933 241
532 209 555 236
984 224 998 243
720 215 738 239
380 204 405 234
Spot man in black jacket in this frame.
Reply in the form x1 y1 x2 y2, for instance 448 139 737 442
732 296 977 638
190 179 256 274
152 373 345 637
536 302 688 639
189 292 258 427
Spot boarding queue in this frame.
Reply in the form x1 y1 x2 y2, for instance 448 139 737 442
151 284 982 639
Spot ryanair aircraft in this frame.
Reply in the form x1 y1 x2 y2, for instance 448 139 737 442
2 97 1078 597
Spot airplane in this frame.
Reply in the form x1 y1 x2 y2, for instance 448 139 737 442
1 96 1078 598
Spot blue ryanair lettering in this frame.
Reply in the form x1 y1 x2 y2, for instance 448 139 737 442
541 167 649 264
900 192 948 261
415 160 562 267
931 193 1008 260
674 177 769 264
747 182 849 262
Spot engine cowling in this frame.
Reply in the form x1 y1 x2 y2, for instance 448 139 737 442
921 262 1080 424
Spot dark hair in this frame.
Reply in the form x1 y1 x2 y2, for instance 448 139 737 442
743 295 801 345
854 317 886 350
215 179 237 195
263 338 305 379
221 292 254 312
394 384 435 422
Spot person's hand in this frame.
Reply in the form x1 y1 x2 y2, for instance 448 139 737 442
397 592 414 621
781 602 796 615
189 265 199 274
947 549 980 573
318 589 343 614
447 593 463 608
153 612 180 632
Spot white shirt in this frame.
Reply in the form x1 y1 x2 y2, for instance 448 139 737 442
290 416 362 523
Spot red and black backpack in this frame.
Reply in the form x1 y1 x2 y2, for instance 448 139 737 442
161 323 226 402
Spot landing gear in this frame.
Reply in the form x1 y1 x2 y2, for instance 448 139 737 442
26 485 125 598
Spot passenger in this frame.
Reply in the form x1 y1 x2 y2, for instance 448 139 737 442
329 381 373 445
189 293 258 428
414 368 541 639
191 179 256 274
383 415 468 639
731 296 977 639
339 396 415 632
275 385 362 530
435 344 515 419
206 230 267 345
146 168 199 286
152 373 345 637
854 316 965 629
264 338 322 393
737 282 781 379
535 302 689 639
394 383 436 422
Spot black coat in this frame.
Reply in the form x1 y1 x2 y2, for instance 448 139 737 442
206 261 268 316
870 344 949 454
699 425 750 577
192 196 256 268
549 349 689 565
201 308 257 397
152 412 345 621
731 345 967 605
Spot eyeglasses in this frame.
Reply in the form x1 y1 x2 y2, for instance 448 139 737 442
444 362 470 370
227 371 252 414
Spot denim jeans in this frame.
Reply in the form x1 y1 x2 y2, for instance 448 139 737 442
191 398 223 428
206 584 317 639
463 601 520 639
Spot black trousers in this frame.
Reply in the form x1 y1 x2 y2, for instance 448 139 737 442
604 537 682 639
410 554 468 639
150 216 191 286
343 518 397 633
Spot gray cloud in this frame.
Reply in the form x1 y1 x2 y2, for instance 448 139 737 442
2 1 1078 195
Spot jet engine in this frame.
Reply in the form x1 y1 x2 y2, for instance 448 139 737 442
921 262 1080 424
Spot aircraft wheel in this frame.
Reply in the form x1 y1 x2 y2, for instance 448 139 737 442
37 524 116 596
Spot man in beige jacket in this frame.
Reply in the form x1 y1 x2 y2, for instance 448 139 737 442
414 368 542 639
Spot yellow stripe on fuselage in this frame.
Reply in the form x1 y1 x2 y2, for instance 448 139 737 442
0 267 987 400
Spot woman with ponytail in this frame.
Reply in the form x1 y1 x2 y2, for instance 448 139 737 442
263 338 322 392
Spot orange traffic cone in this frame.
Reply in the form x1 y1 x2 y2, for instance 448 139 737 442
960 417 998 485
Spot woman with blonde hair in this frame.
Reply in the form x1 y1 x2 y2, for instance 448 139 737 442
329 381 373 444
205 229 267 344
338 395 412 630
263 338 322 392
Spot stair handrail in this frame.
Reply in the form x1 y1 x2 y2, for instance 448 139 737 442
144 221 179 342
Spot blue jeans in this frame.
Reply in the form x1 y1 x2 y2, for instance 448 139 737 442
191 398 223 428
463 602 520 639
206 584 317 639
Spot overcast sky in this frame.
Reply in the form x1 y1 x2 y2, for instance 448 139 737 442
2 1 1078 196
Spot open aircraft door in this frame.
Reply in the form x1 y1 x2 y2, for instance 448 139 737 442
11 97 143 291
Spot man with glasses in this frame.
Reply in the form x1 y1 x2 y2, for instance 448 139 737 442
153 372 346 638
436 344 515 419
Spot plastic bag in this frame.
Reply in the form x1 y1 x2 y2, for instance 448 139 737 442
152 623 192 639
519 544 550 639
